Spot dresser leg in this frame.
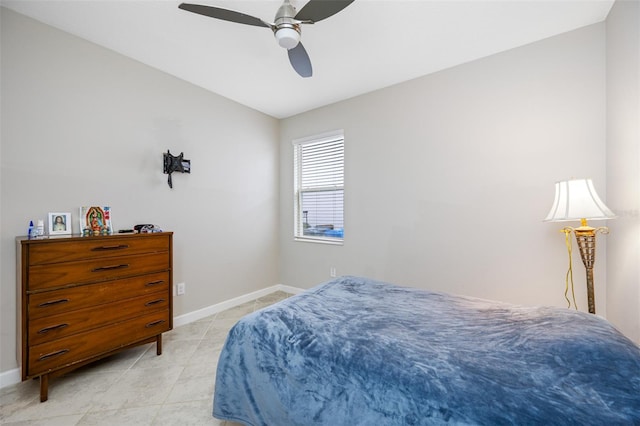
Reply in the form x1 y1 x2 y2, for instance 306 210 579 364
156 334 162 356
40 374 49 402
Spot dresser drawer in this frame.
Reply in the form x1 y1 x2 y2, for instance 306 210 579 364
28 310 170 377
28 272 169 319
28 252 170 291
28 292 169 346
27 235 170 265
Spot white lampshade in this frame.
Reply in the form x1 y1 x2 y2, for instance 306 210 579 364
275 27 300 49
544 178 616 222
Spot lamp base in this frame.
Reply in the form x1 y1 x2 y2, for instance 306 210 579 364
574 228 597 314
584 266 596 314
561 225 608 315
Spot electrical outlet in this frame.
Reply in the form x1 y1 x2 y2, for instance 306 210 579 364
330 267 336 278
177 282 186 296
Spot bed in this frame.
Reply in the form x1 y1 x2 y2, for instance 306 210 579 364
212 276 640 425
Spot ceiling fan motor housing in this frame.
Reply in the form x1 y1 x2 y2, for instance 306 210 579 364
274 1 301 49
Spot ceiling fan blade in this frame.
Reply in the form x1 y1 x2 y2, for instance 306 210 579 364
288 43 312 78
294 0 355 23
178 3 271 28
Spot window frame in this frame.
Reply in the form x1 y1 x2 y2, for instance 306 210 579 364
293 130 344 245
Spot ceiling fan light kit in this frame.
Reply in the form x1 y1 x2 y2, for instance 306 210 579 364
275 26 301 50
178 0 355 77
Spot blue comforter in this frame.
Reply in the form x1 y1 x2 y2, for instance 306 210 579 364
213 276 640 425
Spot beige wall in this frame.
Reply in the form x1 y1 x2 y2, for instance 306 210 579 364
606 0 640 343
0 8 280 374
279 23 609 311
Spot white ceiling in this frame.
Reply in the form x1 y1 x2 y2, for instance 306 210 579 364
1 0 614 118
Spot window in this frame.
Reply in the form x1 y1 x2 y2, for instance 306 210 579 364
293 131 344 243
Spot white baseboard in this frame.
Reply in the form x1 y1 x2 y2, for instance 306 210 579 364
173 283 304 327
0 368 21 390
0 284 305 390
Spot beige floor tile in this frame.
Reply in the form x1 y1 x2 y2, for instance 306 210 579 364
0 380 40 423
152 399 218 425
164 372 215 404
203 321 234 341
2 370 123 423
214 303 254 321
88 366 184 412
177 349 218 378
131 338 200 370
256 290 291 304
77 406 158 426
1 414 84 425
163 318 213 342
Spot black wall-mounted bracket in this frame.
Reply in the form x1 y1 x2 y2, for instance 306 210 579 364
163 150 191 188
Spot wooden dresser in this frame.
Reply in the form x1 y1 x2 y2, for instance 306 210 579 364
17 232 173 402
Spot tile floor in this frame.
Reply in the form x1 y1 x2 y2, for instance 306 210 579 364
0 291 292 426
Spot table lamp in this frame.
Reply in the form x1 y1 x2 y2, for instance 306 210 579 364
544 178 615 314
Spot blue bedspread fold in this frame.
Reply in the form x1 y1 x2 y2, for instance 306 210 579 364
213 276 640 425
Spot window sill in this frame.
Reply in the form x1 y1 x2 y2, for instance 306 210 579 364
294 236 343 246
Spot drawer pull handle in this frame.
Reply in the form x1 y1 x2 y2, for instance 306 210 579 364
145 319 166 328
92 264 129 272
38 323 69 334
38 349 69 361
145 280 165 287
145 299 165 307
91 244 129 251
38 298 70 307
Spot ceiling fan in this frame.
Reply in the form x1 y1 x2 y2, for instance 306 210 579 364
178 0 355 78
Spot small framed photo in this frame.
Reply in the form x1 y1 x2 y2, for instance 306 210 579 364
48 212 72 235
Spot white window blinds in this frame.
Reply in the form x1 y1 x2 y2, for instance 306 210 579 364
294 132 344 242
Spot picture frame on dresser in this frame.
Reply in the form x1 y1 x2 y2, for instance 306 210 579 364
47 212 72 236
